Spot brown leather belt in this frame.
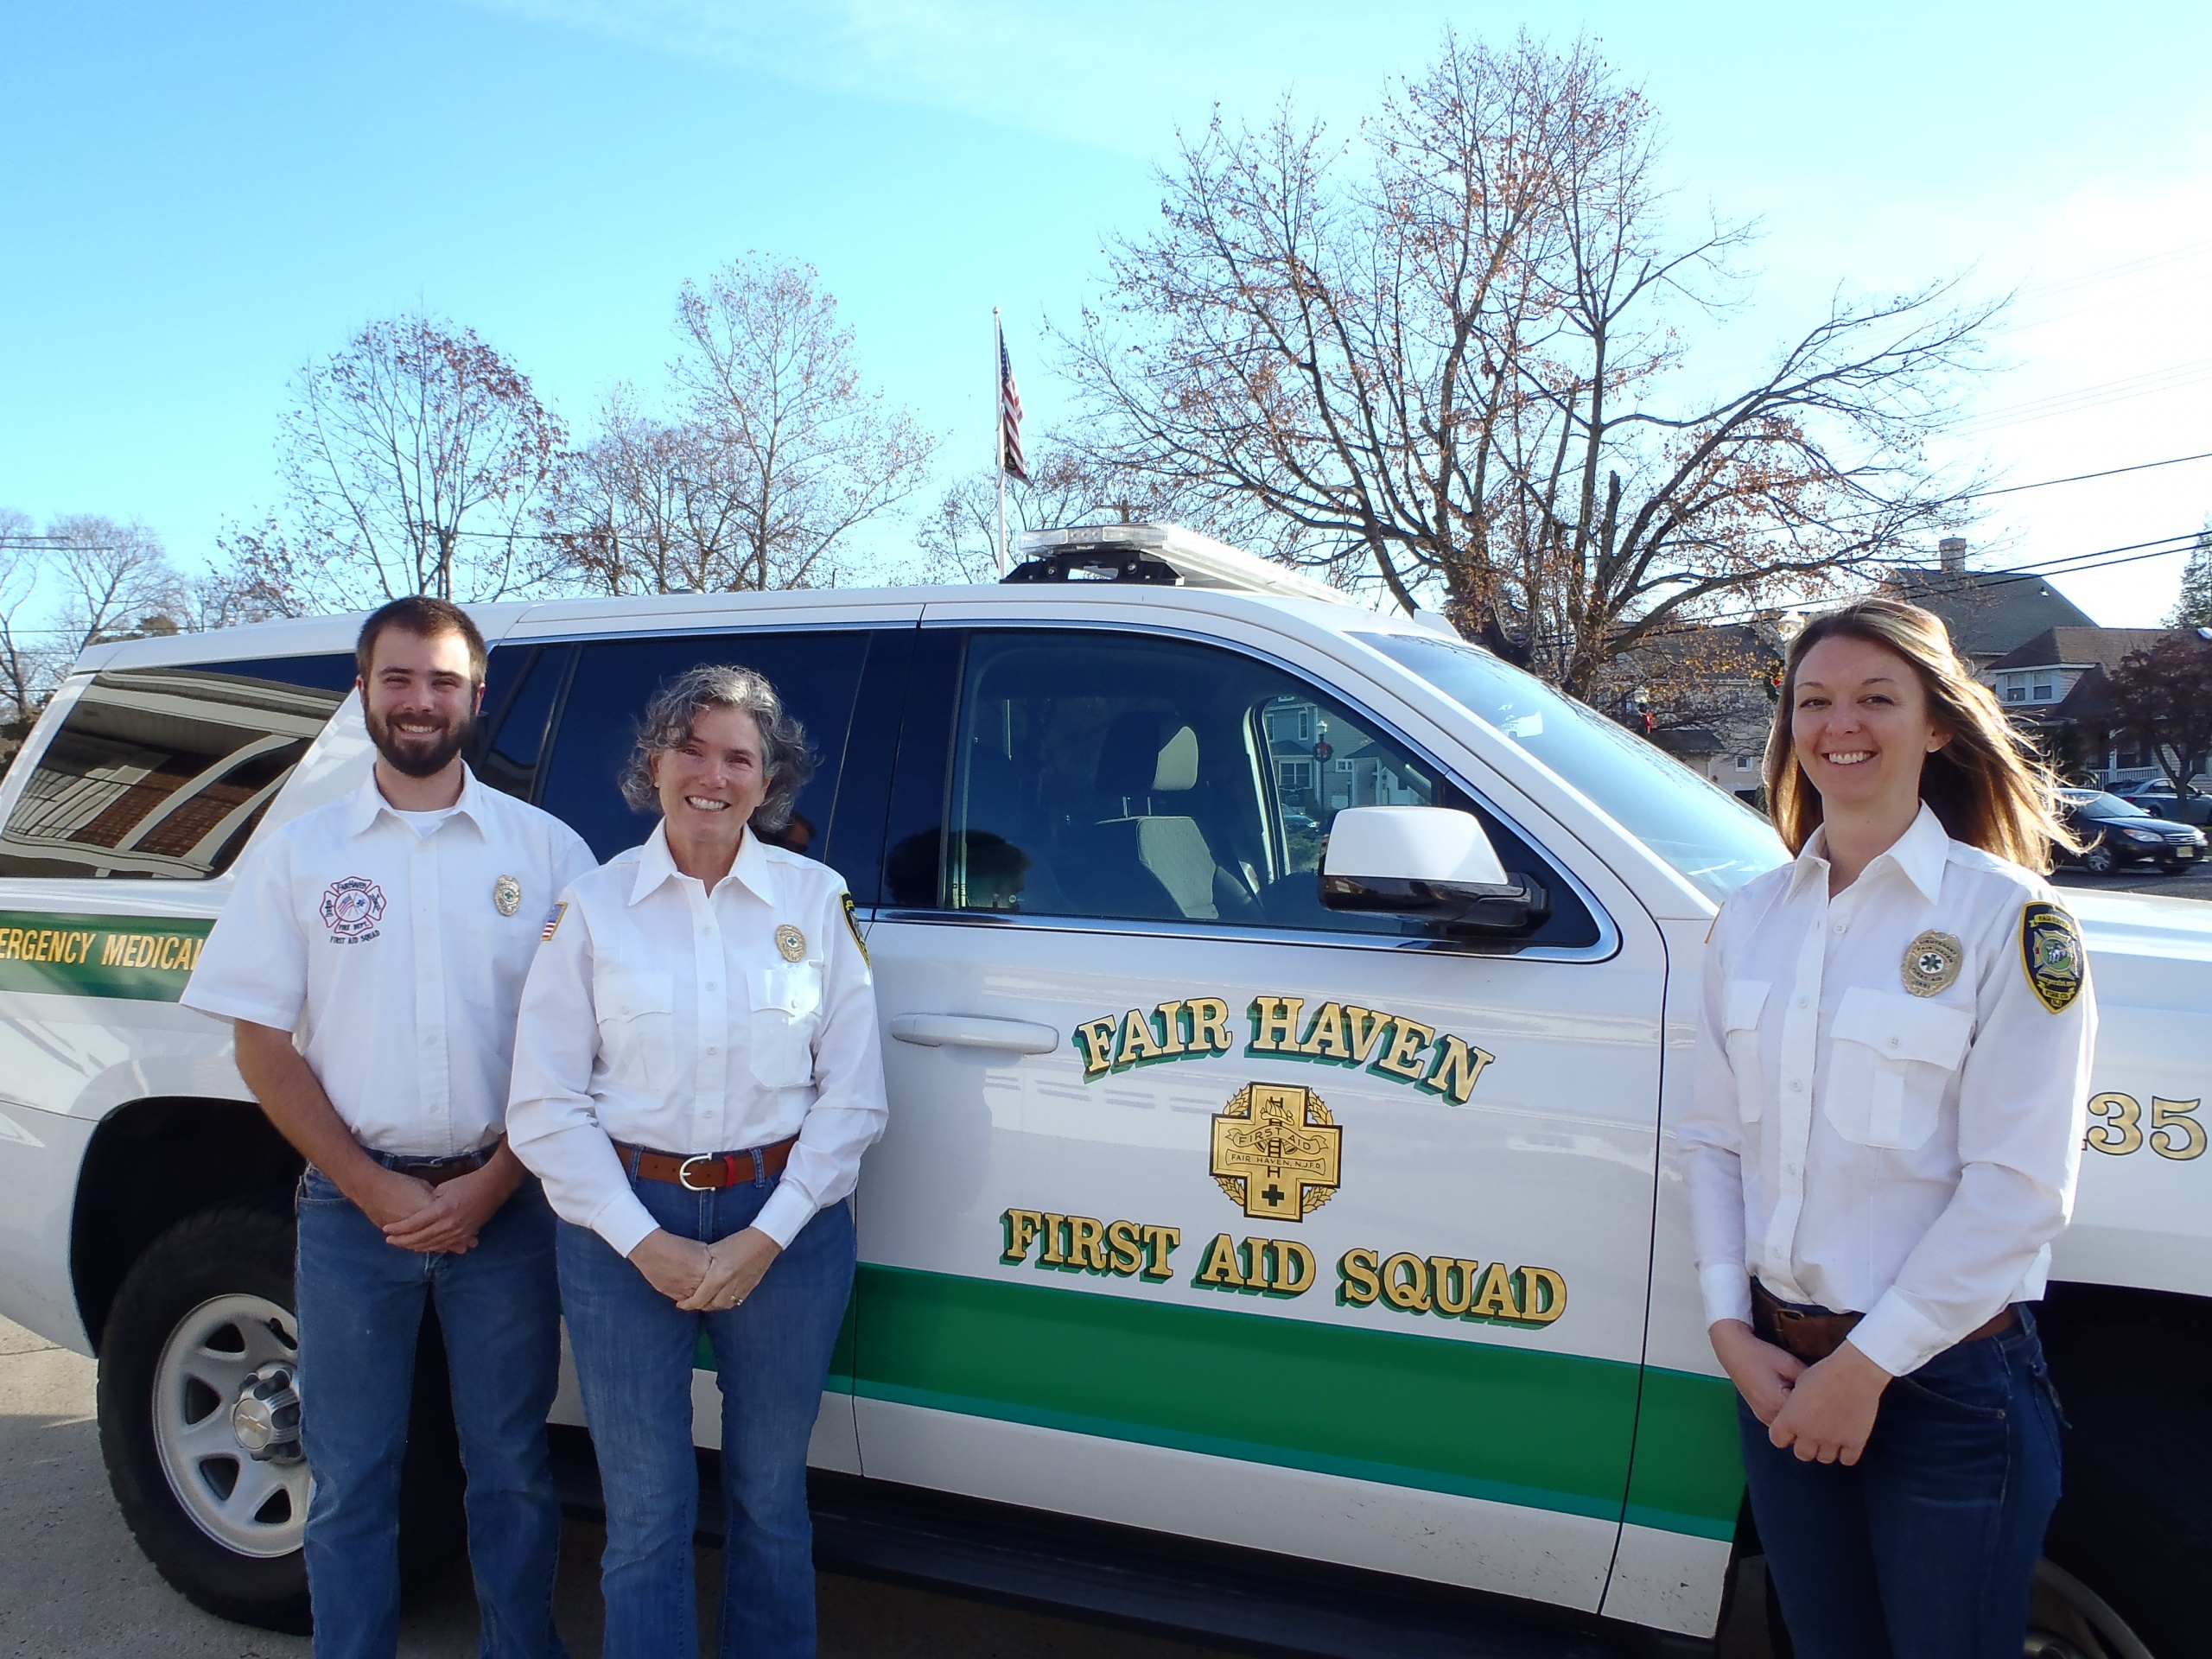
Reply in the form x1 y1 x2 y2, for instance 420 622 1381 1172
614 1135 797 1192
1751 1279 2017 1363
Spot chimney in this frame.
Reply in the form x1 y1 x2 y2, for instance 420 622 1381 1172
1938 536 1967 575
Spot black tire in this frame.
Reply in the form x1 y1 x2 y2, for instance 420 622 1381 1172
2039 1312 2212 1657
95 1200 311 1634
2082 840 2119 875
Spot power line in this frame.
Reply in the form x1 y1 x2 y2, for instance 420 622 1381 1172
1964 449 2212 499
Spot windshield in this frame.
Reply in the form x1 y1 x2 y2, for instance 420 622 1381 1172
1357 631 1789 903
2068 791 2149 819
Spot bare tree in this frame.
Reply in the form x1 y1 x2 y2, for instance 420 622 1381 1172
668 257 938 589
543 389 755 595
913 447 1231 582
1063 32 1994 696
44 515 189 653
276 312 565 604
0 509 50 727
197 518 319 628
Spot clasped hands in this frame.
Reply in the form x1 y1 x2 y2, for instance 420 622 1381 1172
629 1226 782 1312
1709 1319 1891 1466
363 1162 515 1255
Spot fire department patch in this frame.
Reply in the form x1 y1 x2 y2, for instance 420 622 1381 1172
320 876 386 944
840 891 869 967
2020 901 2085 1014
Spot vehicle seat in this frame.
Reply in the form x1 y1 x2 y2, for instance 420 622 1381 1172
1069 715 1253 922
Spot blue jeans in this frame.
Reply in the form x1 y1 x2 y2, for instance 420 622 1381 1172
558 1168 855 1659
295 1168 567 1659
1739 1309 2063 1659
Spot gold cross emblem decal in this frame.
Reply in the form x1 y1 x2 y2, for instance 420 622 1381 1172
1211 1083 1341 1221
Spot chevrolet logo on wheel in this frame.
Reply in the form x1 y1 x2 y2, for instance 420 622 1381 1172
1211 1083 1341 1221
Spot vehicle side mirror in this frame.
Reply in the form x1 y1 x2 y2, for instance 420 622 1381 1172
1319 806 1546 936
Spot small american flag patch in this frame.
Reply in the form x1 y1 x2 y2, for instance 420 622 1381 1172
541 903 568 942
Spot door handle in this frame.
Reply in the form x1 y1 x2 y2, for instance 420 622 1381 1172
889 1014 1061 1054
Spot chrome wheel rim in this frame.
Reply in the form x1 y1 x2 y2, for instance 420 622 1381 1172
2026 1559 2154 1659
150 1294 310 1558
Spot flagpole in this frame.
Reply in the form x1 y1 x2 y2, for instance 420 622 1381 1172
994 308 1009 578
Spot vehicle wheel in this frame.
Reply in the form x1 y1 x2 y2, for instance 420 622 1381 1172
95 1201 311 1633
2038 1311 2212 1658
2082 841 2119 875
2026 1559 2153 1658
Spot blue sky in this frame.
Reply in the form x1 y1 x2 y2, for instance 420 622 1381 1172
3 1 2209 624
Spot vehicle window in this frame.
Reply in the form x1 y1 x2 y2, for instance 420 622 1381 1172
1356 631 1788 903
469 644 575 801
923 630 1597 946
0 654 354 880
2074 792 2146 819
537 632 872 865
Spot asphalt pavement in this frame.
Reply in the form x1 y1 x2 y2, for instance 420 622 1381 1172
0 1315 1235 1659
2052 859 2212 903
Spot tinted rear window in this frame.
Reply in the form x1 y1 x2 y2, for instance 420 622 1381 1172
537 632 872 864
0 656 353 880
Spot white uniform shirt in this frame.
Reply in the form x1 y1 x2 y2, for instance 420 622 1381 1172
505 822 887 1256
1681 804 2097 1376
182 768 600 1157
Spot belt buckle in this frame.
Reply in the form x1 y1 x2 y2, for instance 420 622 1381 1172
677 1154 721 1192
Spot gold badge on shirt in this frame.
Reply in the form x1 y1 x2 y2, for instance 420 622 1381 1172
775 923 807 963
493 874 523 917
1901 929 1963 996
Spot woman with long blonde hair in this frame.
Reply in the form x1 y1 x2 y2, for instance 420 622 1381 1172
1682 597 2094 1657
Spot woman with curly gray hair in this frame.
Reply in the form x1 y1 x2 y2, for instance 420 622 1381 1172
507 662 888 1659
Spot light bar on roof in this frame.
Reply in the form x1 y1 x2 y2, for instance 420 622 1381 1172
1014 522 1349 606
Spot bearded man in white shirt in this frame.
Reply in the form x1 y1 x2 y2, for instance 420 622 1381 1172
184 598 598 1659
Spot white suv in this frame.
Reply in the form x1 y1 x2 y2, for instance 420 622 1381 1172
0 526 2202 1657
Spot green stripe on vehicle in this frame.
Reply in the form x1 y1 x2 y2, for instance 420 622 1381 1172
695 1289 860 1389
1622 1365 1744 1540
849 1264 1738 1535
0 912 213 1001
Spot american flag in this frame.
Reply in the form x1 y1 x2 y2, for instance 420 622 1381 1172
999 338 1029 485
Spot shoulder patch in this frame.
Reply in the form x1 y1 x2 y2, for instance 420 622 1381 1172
2019 901 2084 1013
841 891 869 967
540 902 567 942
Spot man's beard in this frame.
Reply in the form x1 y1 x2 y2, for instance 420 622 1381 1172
365 705 473 779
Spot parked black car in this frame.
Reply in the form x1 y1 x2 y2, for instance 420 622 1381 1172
2060 789 2208 874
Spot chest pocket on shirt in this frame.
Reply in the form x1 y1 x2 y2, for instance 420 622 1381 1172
595 969 677 1092
1823 987 1973 1151
1721 980 1770 1123
746 963 823 1089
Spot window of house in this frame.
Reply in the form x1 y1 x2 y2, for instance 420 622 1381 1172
2032 679 2054 701
2005 685 2027 702
0 655 355 879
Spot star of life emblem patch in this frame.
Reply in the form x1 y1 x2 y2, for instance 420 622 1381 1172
320 876 386 944
2020 901 2085 1014
1901 930 1963 997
